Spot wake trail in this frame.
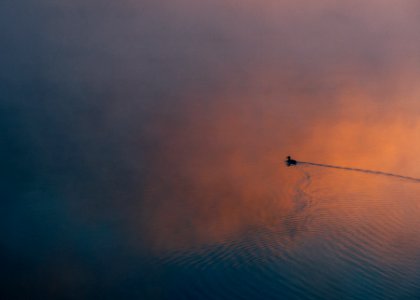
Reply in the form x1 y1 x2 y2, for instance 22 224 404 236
293 169 312 212
298 161 420 183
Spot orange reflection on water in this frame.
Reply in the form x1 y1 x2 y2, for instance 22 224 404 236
140 70 420 254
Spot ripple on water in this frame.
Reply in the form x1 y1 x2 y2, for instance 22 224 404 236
154 169 420 299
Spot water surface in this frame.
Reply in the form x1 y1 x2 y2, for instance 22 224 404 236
149 165 420 299
2 1 420 299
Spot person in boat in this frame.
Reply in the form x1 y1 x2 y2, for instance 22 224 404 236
285 156 297 166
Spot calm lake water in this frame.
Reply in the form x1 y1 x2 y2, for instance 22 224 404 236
3 1 420 299
144 166 420 299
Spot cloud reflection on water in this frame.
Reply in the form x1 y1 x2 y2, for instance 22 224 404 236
3 0 420 297
140 73 420 252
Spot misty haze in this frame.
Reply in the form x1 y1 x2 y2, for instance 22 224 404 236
2 1 420 299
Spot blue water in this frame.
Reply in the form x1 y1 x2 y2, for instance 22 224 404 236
3 1 420 299
147 166 420 299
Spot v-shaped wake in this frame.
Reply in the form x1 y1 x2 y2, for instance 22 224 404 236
296 161 420 183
